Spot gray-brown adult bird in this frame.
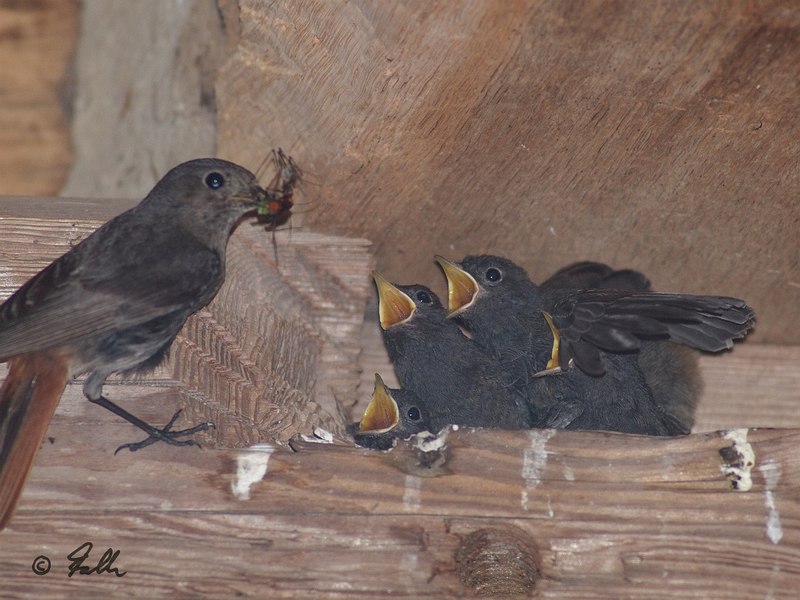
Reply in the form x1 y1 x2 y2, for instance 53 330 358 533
0 158 286 529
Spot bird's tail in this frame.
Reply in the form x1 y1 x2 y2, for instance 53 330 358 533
0 351 69 529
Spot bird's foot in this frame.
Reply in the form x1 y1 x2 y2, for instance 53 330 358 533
114 409 215 454
532 358 574 378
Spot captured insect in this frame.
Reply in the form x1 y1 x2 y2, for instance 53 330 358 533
256 148 301 229
254 148 303 263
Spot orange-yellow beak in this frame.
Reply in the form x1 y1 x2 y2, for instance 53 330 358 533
538 310 563 373
435 256 480 317
373 272 416 329
357 374 400 433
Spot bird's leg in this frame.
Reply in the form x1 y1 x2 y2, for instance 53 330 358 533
532 362 571 378
86 394 214 454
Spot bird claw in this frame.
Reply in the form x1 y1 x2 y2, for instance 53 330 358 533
114 409 214 454
532 358 574 378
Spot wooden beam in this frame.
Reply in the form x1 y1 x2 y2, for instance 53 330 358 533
0 0 77 195
0 377 797 597
57 2 799 345
2 195 798 596
211 0 800 347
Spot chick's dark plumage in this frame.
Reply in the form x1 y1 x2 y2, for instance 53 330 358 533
541 260 703 430
439 254 755 436
373 274 533 432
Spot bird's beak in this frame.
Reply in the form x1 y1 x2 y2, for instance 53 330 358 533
532 310 569 376
357 374 400 434
435 256 480 317
373 272 416 329
232 186 266 209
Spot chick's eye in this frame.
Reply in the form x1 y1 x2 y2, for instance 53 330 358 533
205 172 225 189
407 406 421 421
416 290 432 304
485 267 502 283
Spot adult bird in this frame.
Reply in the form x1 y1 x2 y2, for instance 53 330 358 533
0 158 289 529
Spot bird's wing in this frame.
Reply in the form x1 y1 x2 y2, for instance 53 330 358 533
595 269 651 292
541 261 651 291
540 261 615 290
546 289 755 376
0 222 222 359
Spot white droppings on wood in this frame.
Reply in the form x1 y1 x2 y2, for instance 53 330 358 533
300 428 335 444
521 429 556 510
721 428 755 492
759 459 784 544
400 552 419 573
413 428 449 452
402 475 422 513
231 444 275 501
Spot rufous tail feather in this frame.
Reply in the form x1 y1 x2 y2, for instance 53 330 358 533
0 351 69 529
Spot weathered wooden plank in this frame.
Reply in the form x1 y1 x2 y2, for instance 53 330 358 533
0 376 798 598
695 344 800 431
1 514 465 599
0 0 77 195
209 0 800 349
169 225 374 444
2 511 797 599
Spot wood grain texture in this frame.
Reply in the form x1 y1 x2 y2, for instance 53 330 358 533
0 0 77 195
0 198 135 302
215 0 800 346
1 195 798 597
60 0 225 198
0 377 797 598
171 225 374 444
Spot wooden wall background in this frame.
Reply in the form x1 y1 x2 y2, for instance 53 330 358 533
218 0 799 347
3 1 796 344
0 0 76 195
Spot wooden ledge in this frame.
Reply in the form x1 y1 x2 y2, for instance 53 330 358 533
2 385 798 598
2 195 799 596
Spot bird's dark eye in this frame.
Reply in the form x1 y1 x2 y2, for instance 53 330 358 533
416 290 432 304
205 172 225 189
407 406 421 421
485 267 502 283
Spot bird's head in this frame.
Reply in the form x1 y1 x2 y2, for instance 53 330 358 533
352 374 430 450
373 274 446 330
